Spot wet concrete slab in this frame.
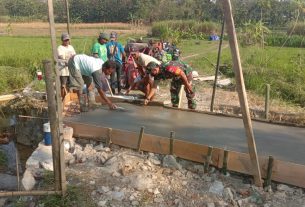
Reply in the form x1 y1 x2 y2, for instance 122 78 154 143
65 103 305 164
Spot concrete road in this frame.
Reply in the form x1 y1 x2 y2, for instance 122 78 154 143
65 103 305 164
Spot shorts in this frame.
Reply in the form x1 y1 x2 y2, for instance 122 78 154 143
68 57 84 91
60 76 69 87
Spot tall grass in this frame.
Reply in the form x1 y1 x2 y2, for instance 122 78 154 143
287 22 305 36
266 34 305 48
152 20 220 40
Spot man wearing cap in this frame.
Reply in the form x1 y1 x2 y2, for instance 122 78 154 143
57 33 76 100
144 61 196 109
125 49 161 95
68 54 117 110
92 33 109 62
106 31 126 94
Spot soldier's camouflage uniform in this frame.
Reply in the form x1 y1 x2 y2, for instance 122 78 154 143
154 61 196 109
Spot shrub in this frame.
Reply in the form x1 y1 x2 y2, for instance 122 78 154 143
151 20 219 41
287 22 305 36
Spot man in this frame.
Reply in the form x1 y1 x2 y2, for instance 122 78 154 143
125 49 161 96
91 33 109 62
144 61 196 109
57 33 76 100
106 32 126 94
68 54 117 110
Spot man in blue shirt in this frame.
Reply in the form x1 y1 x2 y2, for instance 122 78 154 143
106 32 126 94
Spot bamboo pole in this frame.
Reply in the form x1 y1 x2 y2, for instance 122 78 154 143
210 18 225 112
64 0 70 35
223 0 262 187
0 190 61 197
169 131 175 155
43 60 62 191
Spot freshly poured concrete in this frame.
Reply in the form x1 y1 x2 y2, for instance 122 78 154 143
65 103 305 164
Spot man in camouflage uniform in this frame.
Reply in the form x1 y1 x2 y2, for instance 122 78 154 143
144 61 196 109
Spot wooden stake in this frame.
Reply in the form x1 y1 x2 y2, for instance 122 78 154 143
204 146 213 173
265 84 270 120
137 126 145 152
223 0 263 187
106 78 114 97
222 150 229 175
43 60 61 191
264 156 274 187
178 85 185 108
106 128 112 147
64 0 70 35
210 18 225 112
169 131 175 155
47 0 58 62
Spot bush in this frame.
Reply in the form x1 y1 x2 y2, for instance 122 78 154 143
151 20 219 41
266 34 305 48
287 22 305 36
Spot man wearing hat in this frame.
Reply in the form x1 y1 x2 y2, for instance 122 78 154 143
144 61 196 109
92 33 109 62
57 33 76 100
106 31 126 94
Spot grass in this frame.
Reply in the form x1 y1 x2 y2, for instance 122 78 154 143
0 150 7 166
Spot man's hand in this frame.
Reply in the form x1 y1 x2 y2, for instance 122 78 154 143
108 103 117 110
144 98 150 106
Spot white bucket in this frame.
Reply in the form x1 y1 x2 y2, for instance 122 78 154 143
43 122 51 132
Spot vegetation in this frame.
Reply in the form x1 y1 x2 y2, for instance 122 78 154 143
0 150 7 166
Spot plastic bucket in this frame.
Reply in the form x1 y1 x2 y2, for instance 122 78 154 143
43 122 52 146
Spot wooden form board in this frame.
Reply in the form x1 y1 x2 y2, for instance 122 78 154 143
64 121 305 188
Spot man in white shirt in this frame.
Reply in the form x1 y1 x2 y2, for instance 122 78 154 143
57 33 76 100
68 54 117 110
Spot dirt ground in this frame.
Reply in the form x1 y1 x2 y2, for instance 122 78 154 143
0 22 148 37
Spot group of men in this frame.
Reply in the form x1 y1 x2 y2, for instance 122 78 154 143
56 31 196 111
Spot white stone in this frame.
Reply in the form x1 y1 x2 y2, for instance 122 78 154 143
208 180 224 196
98 200 107 207
89 180 95 185
104 147 111 152
154 197 164 203
22 169 36 191
101 186 110 193
129 195 135 201
194 165 204 174
131 174 154 191
114 186 120 191
206 203 215 207
112 171 121 177
154 188 160 195
162 155 182 170
94 144 104 151
277 184 293 193
131 201 139 206
182 181 187 186
40 159 53 171
111 191 125 201
223 187 234 201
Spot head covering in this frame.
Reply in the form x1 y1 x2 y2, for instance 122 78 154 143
98 33 109 41
129 47 139 54
61 33 70 41
146 61 159 72
110 31 117 39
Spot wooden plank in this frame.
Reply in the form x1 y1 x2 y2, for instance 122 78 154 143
66 122 305 188
0 94 20 103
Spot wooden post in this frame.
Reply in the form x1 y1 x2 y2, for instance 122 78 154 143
222 149 229 175
169 131 175 155
264 156 274 187
47 0 67 195
265 84 270 120
106 128 112 147
47 0 58 62
43 60 61 191
64 0 70 35
178 85 185 108
223 0 262 187
204 146 213 173
137 126 145 152
210 18 225 112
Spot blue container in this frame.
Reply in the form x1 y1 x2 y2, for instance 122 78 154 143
43 122 52 146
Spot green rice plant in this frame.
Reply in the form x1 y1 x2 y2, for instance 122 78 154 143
266 34 305 48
